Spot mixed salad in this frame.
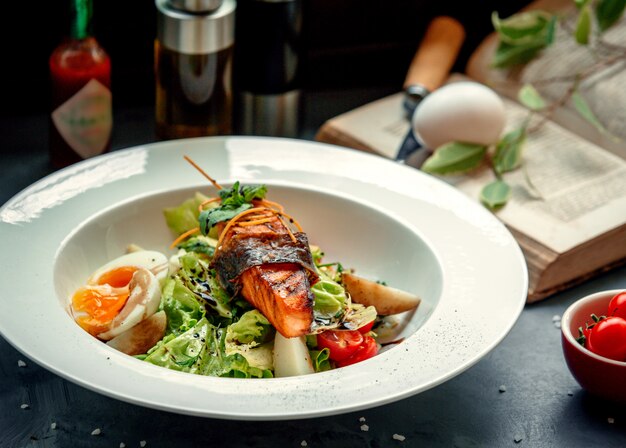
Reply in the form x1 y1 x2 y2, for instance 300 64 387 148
70 160 421 378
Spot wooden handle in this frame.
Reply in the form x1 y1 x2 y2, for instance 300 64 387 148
403 16 466 92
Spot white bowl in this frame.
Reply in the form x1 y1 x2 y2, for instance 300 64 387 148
0 136 528 419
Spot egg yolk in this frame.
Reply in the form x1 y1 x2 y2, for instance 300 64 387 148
72 266 138 336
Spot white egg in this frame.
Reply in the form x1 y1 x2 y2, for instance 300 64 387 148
88 250 169 284
412 81 506 150
97 267 162 340
71 250 169 341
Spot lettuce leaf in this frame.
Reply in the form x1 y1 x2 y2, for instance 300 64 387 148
160 277 205 336
163 192 211 235
312 273 346 319
144 317 272 378
309 348 332 372
227 310 273 345
177 252 233 320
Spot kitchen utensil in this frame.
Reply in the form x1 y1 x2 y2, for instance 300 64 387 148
395 16 465 164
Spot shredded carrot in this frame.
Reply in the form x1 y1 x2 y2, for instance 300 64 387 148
238 217 275 227
181 156 304 250
215 207 269 249
255 198 285 212
169 227 200 249
184 155 223 190
272 210 303 232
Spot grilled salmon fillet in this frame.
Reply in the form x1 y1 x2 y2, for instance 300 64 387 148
213 210 317 338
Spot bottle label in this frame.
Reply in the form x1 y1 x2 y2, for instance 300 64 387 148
52 79 112 159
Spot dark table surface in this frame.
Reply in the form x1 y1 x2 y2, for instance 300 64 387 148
2 89 626 448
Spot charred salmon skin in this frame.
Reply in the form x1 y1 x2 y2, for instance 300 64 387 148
212 209 318 338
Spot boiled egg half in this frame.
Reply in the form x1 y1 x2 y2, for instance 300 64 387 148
71 250 168 341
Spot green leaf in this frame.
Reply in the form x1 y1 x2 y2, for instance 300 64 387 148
493 41 547 67
575 5 592 44
491 10 557 67
545 15 558 44
595 0 626 30
198 182 267 234
494 127 527 174
572 92 607 133
518 84 546 110
492 11 553 45
480 180 512 210
422 142 488 175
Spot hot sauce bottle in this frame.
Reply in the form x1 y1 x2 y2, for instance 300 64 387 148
49 0 112 168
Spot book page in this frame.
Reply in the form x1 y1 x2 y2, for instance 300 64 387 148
451 98 626 253
466 0 626 159
322 93 409 159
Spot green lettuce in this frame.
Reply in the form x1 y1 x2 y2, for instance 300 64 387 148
312 273 347 319
309 348 332 372
160 277 205 336
177 252 233 320
227 310 273 345
163 192 211 235
144 317 272 378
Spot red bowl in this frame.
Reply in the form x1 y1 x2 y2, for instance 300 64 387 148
561 289 626 402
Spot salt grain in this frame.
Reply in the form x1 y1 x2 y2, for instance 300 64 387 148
140 441 147 447
17 360 27 368
514 434 523 443
300 441 308 447
499 385 507 393
360 424 369 432
119 443 126 448
91 428 101 436
552 315 561 322
567 391 574 396
392 434 406 442
554 321 562 329
50 422 57 430
608 417 615 424
20 403 29 410
359 417 366 422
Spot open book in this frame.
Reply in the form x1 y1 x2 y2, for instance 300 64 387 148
315 0 626 302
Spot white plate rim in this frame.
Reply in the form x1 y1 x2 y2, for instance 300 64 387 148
0 136 528 420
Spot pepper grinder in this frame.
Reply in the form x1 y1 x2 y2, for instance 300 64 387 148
155 0 236 140
233 0 304 138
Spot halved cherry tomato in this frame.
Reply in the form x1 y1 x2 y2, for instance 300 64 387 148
336 336 378 367
608 291 626 320
358 320 375 334
317 330 363 361
586 316 626 361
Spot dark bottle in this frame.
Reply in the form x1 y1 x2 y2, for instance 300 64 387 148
49 0 112 168
155 0 236 140
234 0 304 137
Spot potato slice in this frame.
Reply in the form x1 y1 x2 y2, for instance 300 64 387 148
273 333 314 377
342 273 421 315
106 310 167 356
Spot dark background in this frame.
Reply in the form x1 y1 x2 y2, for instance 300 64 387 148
1 0 532 118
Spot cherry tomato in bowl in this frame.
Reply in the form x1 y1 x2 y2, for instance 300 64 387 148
608 291 626 320
586 316 626 362
561 290 626 403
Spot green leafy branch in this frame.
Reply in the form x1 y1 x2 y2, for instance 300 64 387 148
422 0 625 210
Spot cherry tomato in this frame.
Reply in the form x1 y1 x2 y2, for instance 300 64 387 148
317 330 363 361
336 336 378 367
608 291 626 320
357 320 375 334
586 316 626 361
